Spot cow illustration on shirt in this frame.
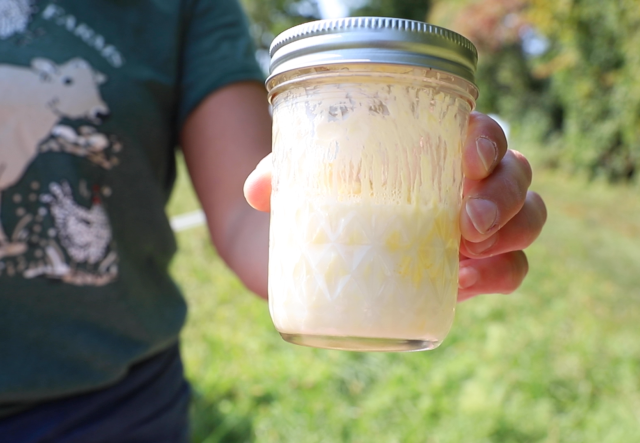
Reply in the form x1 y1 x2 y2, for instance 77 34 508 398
0 57 109 259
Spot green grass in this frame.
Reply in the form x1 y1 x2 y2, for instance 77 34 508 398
167 154 640 443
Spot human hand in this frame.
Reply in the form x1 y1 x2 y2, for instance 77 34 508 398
455 112 546 301
244 112 546 301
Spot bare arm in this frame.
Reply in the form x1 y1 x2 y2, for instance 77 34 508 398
180 81 271 299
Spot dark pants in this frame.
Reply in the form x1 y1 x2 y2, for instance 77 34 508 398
0 344 191 443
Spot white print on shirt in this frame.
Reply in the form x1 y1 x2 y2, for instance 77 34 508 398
0 57 108 252
0 0 33 39
0 57 120 286
20 181 118 286
41 4 124 68
41 124 123 169
41 182 111 264
5 180 119 286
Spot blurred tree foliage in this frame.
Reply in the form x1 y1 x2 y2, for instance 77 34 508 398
239 0 430 56
529 0 640 181
240 0 319 48
239 0 322 72
432 0 640 182
349 0 430 21
240 0 640 181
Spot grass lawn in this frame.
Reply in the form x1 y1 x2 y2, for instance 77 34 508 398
167 154 640 443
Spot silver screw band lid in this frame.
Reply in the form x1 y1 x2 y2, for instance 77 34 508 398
268 17 478 85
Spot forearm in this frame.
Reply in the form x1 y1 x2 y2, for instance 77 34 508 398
222 205 269 298
181 81 272 299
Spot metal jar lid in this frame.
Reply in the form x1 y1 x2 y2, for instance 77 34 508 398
268 17 478 85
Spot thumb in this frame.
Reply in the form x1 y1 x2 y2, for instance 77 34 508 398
243 153 273 212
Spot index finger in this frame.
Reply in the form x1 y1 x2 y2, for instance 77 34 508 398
463 112 509 181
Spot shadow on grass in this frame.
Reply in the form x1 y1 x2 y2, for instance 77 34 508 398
190 389 255 443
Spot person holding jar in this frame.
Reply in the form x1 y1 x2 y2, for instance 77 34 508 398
0 0 545 441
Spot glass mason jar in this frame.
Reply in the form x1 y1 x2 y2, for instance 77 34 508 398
266 17 479 352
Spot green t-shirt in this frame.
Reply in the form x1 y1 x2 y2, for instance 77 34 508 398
0 0 263 409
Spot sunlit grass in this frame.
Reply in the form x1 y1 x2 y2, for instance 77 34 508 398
168 153 640 442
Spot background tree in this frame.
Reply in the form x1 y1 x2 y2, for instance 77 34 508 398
432 0 640 182
240 0 322 72
349 0 430 21
528 0 640 181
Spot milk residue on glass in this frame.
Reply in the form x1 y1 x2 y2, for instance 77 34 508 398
268 66 473 350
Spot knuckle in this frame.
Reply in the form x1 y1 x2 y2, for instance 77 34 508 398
501 251 528 294
512 250 529 285
528 191 548 224
509 150 533 186
470 113 508 149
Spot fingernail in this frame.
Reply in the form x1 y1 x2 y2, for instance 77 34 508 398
476 136 498 174
458 266 479 289
466 198 498 234
464 235 498 256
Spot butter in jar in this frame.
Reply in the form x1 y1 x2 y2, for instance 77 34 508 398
266 17 479 352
